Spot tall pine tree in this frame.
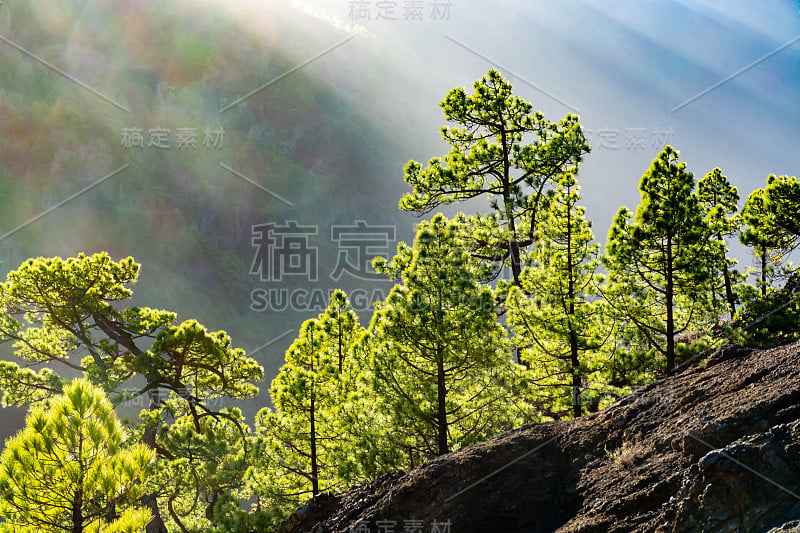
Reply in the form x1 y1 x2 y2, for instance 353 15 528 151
507 172 604 418
604 146 712 374
252 291 365 507
370 214 516 461
400 69 589 286
696 167 741 318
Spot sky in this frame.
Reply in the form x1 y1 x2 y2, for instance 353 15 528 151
280 0 800 263
1 0 797 282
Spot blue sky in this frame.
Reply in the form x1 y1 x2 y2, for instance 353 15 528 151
284 0 800 266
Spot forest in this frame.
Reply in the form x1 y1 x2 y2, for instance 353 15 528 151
0 68 798 532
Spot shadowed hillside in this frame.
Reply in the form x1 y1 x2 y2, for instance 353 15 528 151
281 341 800 533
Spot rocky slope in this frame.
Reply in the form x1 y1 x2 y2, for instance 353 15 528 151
280 342 800 532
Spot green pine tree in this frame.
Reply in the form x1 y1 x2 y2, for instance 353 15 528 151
252 290 365 509
740 185 794 297
0 378 154 533
734 176 800 348
763 173 800 247
506 172 605 418
399 69 589 286
696 167 741 318
370 214 518 461
604 146 712 374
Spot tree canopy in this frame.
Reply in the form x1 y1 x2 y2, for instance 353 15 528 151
0 379 154 533
400 69 590 285
0 253 264 532
0 69 797 532
604 146 713 374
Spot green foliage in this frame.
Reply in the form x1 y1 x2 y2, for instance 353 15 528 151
251 291 366 511
763 174 800 248
0 253 141 393
604 146 714 374
143 402 252 532
696 167 742 319
0 252 264 529
0 362 61 406
0 379 154 533
733 279 800 349
0 250 264 403
400 69 589 285
148 319 263 401
739 189 791 298
206 492 287 533
370 214 519 461
740 176 800 297
506 172 607 418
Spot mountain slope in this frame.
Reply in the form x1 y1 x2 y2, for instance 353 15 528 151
281 342 800 532
0 0 420 400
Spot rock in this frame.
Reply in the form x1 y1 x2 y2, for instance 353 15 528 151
282 342 800 533
768 520 800 533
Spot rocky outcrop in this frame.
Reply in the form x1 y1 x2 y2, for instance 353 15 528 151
280 342 800 532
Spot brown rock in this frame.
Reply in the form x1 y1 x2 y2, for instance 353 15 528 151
282 342 800 533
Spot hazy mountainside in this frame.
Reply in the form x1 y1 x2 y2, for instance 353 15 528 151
0 1 420 389
281 341 800 533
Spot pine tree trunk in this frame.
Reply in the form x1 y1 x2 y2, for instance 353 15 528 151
72 485 83 533
569 332 581 418
501 128 523 287
718 233 736 317
310 392 319 496
723 266 736 317
143 388 169 533
506 205 522 286
566 194 581 417
338 323 344 374
436 353 449 456
666 237 675 374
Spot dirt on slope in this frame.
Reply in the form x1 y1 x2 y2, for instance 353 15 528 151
279 343 800 533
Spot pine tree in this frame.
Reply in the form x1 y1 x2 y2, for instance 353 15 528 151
696 167 741 318
370 214 516 460
506 172 604 418
252 291 365 507
740 186 794 297
399 69 589 286
604 146 712 374
0 379 154 533
763 174 800 247
733 176 800 347
318 290 362 379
